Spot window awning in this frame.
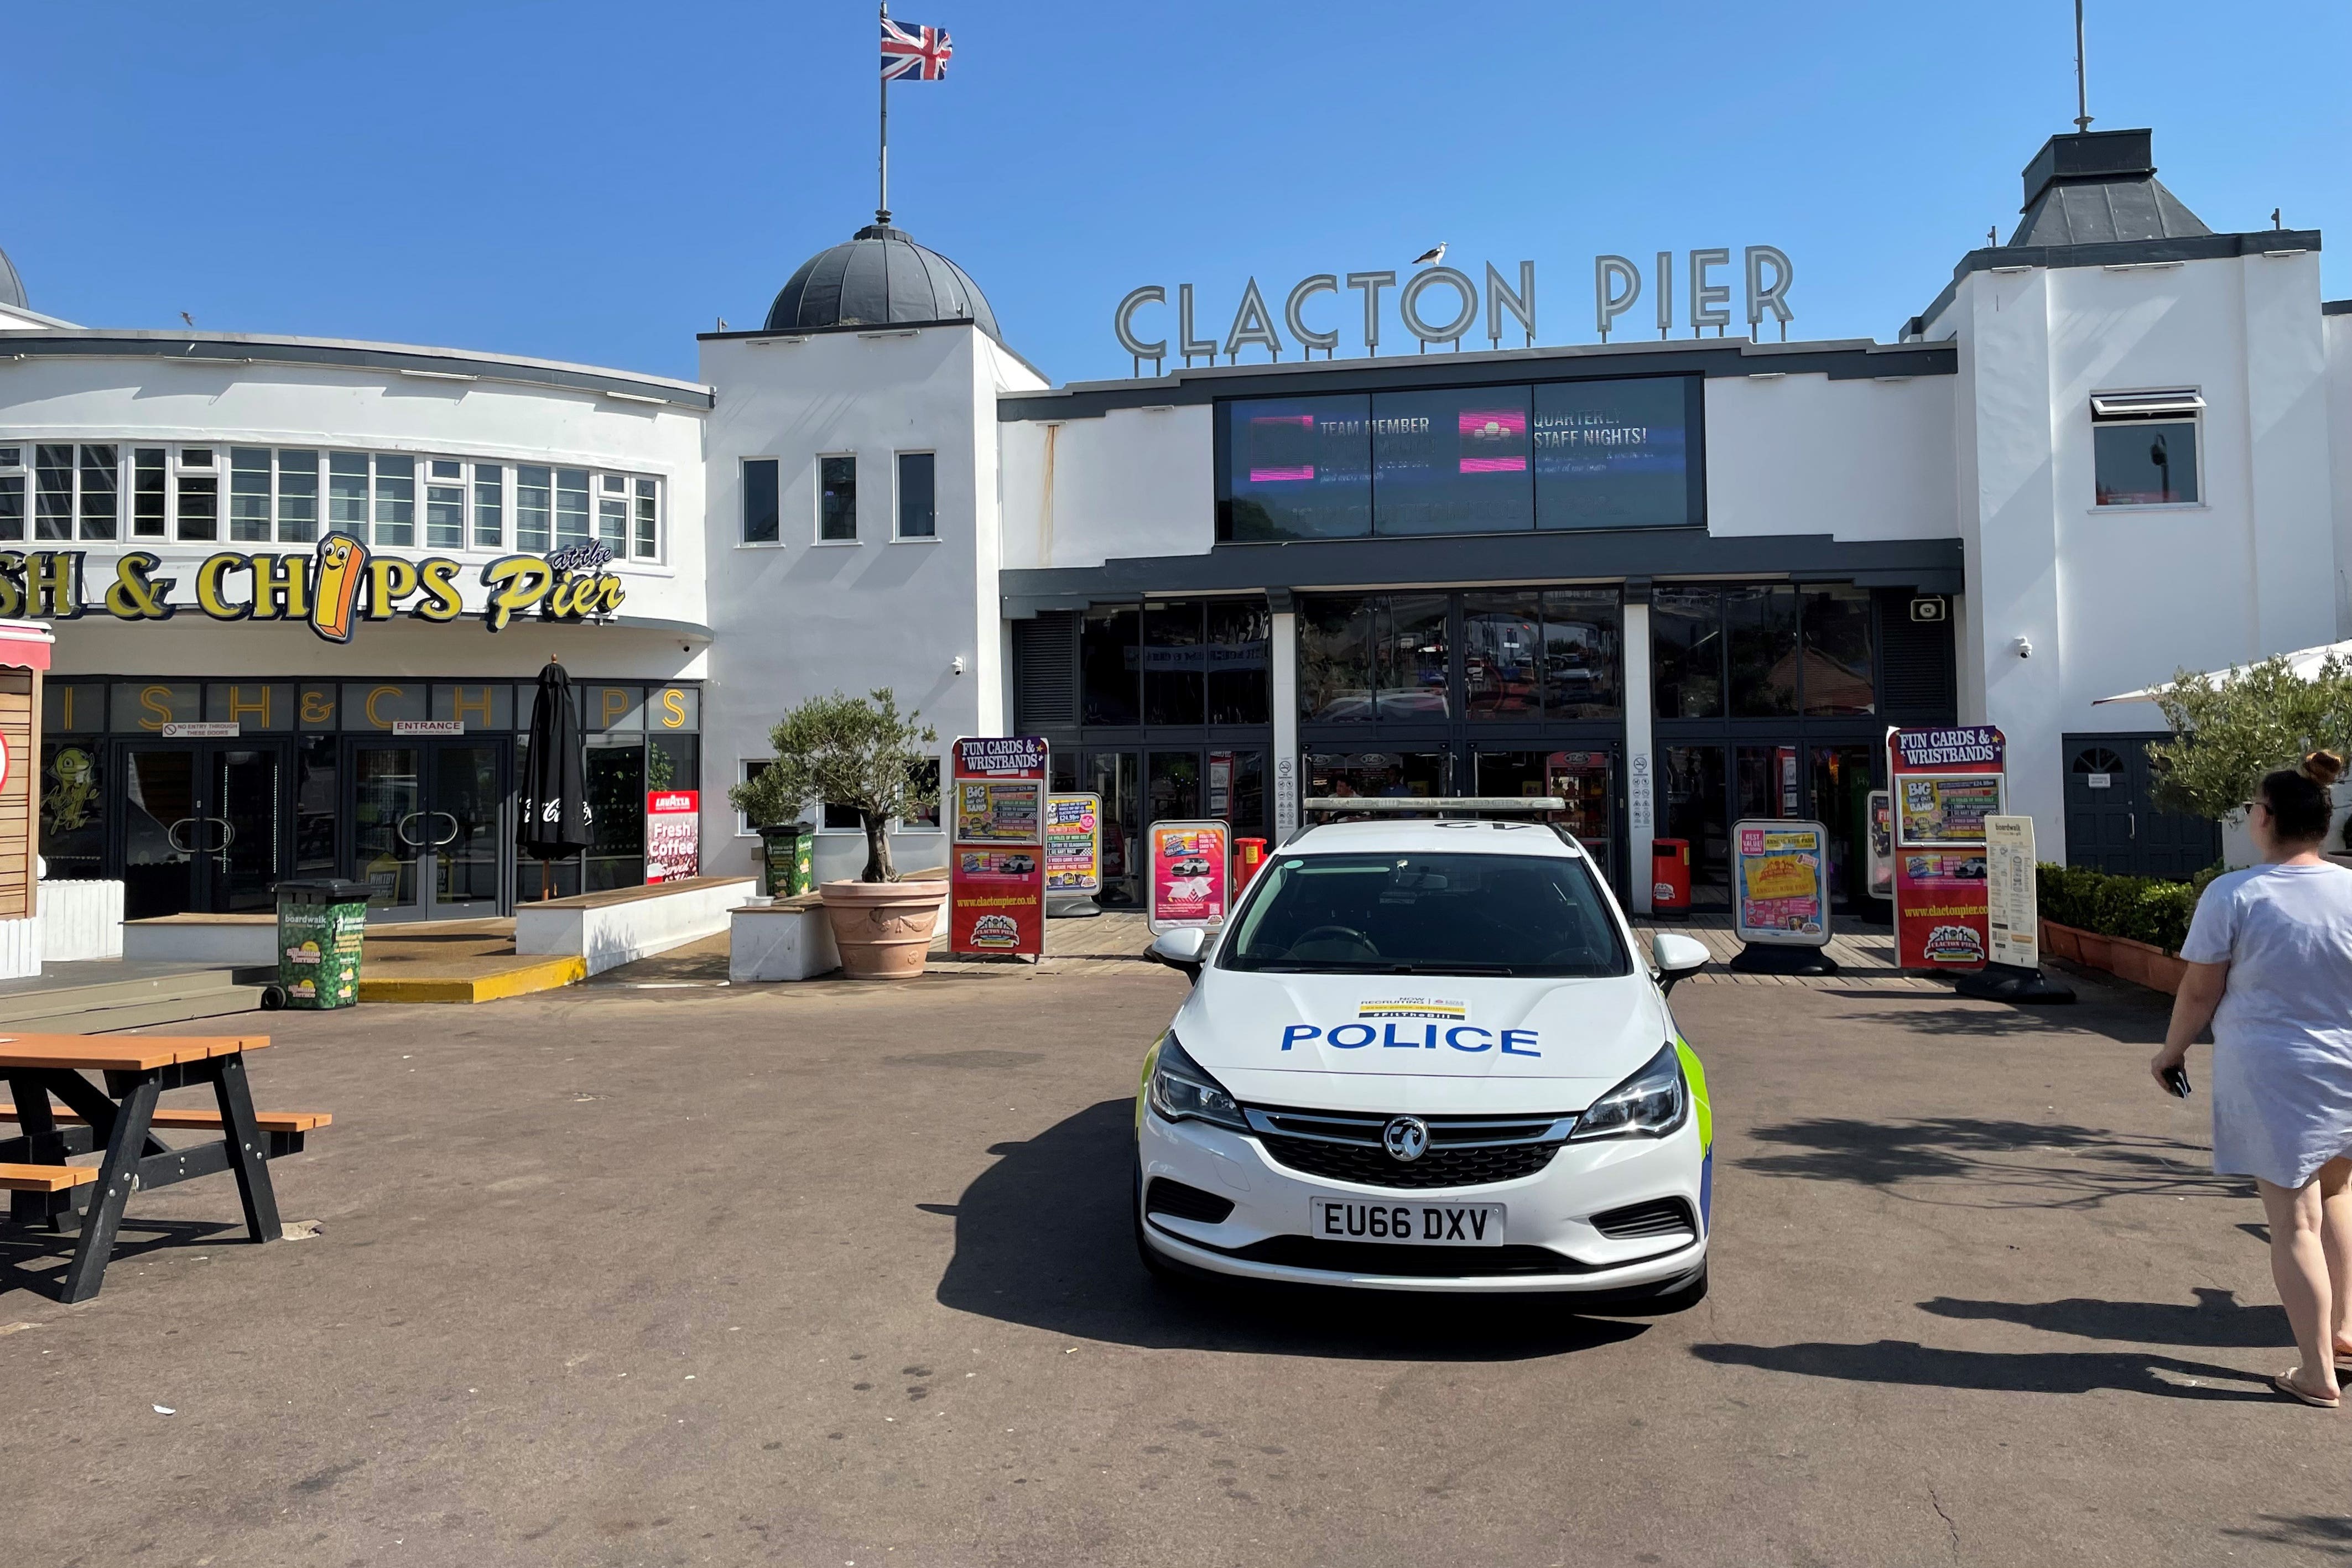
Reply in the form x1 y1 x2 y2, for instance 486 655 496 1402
2090 390 2204 419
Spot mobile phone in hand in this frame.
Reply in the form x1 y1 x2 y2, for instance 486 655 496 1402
2162 1065 2193 1098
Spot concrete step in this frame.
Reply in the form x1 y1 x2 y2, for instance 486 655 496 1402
0 986 272 1036
0 964 274 1034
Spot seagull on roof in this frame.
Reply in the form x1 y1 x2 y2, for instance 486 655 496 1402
1412 242 1447 267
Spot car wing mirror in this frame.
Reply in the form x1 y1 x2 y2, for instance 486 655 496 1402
1147 927 1209 982
1651 932 1710 994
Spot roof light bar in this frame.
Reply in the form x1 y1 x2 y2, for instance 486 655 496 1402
1302 796 1568 815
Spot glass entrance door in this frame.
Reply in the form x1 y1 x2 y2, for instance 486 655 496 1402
117 741 289 919
349 738 511 921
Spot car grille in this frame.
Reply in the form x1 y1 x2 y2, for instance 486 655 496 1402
1226 1236 1602 1278
1590 1196 1697 1239
1246 1106 1573 1191
1144 1176 1235 1225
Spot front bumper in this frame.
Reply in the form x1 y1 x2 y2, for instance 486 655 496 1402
1136 1103 1708 1295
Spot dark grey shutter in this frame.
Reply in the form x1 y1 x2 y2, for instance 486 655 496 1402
1012 611 1079 732
1876 590 1956 718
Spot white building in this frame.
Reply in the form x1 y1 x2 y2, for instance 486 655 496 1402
0 125 2343 919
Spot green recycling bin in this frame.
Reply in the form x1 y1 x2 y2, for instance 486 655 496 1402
275 878 374 1009
759 822 817 898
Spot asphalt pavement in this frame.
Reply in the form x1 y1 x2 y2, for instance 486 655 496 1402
0 952 2339 1567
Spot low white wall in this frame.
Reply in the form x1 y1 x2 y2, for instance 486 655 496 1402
0 914 41 980
123 918 276 967
516 877 757 976
39 880 123 962
728 904 840 982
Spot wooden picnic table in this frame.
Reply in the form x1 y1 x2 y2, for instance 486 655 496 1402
0 1032 280 1303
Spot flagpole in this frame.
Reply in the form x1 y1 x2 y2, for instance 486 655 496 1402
877 1 891 225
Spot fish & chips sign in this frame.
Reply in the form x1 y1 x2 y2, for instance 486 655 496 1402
0 534 627 642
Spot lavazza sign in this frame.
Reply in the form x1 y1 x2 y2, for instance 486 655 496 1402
1113 247 1796 369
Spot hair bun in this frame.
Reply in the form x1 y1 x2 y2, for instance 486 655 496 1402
2303 749 2345 787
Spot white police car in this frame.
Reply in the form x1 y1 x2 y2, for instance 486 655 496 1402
1135 811 1714 1304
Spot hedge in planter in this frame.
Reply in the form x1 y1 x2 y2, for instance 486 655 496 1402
2035 862 2222 955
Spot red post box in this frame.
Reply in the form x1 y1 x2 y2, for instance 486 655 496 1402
1651 837 1692 916
1235 837 1267 889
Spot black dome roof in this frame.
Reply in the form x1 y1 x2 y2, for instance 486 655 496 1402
0 244 24 311
764 222 1000 342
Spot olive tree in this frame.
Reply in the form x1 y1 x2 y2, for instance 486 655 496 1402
2145 652 2352 821
727 689 939 883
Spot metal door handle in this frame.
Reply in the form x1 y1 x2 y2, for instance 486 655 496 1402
2128 812 2137 840
430 811 461 847
396 811 431 848
206 816 237 853
166 817 200 855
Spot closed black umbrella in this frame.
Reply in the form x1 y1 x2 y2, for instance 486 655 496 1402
519 659 589 898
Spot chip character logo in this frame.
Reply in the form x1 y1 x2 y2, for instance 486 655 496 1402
1383 1116 1430 1164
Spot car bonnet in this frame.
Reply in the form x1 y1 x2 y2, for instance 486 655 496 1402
1173 968 1668 1114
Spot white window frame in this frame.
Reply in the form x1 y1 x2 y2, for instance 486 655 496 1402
736 758 773 837
0 438 665 561
423 457 470 552
471 461 507 551
739 456 783 549
0 444 25 544
814 452 860 546
2089 388 2206 510
891 449 939 543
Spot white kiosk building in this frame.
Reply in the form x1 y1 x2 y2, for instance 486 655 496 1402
2 123 2348 925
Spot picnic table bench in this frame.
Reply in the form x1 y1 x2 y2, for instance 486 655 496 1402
0 1032 318 1303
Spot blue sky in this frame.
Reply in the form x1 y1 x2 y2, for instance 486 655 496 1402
8 2 2347 386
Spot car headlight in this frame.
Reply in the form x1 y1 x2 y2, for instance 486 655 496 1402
1147 1034 1250 1133
1568 1041 1688 1141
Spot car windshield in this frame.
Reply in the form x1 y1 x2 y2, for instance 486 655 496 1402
1218 851 1631 977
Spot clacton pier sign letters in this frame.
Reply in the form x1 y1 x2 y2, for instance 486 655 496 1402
1113 247 1796 369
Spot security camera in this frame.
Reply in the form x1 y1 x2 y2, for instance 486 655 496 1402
952 655 966 675
2014 636 2032 659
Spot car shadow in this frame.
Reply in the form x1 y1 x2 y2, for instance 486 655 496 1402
932 1098 1652 1361
1735 1115 2247 1210
2220 1515 2352 1557
1690 1339 2275 1401
1917 1286 2289 1347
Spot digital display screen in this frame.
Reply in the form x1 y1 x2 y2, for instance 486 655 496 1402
1221 395 1370 540
1216 376 1698 541
1372 387 1532 535
1534 378 1693 530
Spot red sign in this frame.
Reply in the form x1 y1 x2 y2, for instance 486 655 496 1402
1148 820 1231 932
1887 726 2004 970
950 736 1048 955
644 790 700 883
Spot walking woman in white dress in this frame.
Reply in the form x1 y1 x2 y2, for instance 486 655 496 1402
2153 751 2352 1408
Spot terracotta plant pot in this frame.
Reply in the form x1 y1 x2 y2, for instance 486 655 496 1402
819 879 947 980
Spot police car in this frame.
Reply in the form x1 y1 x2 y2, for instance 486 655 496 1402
1135 804 1714 1304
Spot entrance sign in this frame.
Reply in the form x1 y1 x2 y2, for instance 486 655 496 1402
1889 725 2005 970
950 737 1047 956
1984 815 2039 970
644 789 700 883
1731 819 1830 947
1044 793 1102 897
392 720 466 737
1148 820 1231 934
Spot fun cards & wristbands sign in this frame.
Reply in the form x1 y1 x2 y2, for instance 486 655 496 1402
0 534 627 642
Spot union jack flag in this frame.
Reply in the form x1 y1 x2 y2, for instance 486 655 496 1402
881 17 951 81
